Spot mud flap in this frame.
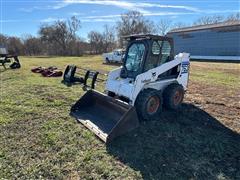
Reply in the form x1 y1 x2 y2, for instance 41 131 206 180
70 90 139 143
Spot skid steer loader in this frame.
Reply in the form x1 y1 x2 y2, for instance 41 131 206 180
71 34 190 143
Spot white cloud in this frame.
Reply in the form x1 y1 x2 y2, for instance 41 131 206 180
40 17 65 23
18 8 34 13
79 11 195 23
18 0 239 22
136 3 200 12
85 14 122 19
0 19 26 23
0 19 43 24
16 0 239 24
143 12 194 17
204 9 240 14
82 18 115 22
69 12 85 16
19 6 42 12
40 17 57 23
53 0 200 14
83 11 193 20
56 0 149 13
19 4 65 12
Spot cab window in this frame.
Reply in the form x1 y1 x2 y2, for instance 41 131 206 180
143 41 161 72
152 41 160 55
160 41 171 64
125 43 145 72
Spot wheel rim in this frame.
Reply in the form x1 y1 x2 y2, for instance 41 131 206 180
147 96 160 114
173 90 183 105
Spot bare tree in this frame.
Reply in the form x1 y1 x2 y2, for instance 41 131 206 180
102 24 116 52
39 16 81 55
193 15 224 25
22 35 42 56
0 34 8 46
226 12 240 22
68 16 81 40
7 37 24 55
88 31 104 54
172 22 189 29
0 34 25 55
116 11 155 46
157 19 172 35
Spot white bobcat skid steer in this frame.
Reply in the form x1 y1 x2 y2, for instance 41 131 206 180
71 34 190 143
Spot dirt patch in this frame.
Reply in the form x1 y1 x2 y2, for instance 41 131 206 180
186 81 240 133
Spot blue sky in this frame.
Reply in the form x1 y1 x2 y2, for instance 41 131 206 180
1 0 239 39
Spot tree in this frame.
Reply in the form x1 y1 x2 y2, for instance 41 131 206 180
0 34 24 55
193 15 224 25
39 16 81 55
116 11 155 46
226 12 240 22
157 19 172 35
6 37 24 55
172 22 189 29
22 35 42 56
68 16 81 40
0 34 8 46
102 24 116 52
39 21 69 55
88 31 104 54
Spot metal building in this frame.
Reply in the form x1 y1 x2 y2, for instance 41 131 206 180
167 21 240 61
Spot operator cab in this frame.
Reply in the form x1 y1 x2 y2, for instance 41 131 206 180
121 34 177 79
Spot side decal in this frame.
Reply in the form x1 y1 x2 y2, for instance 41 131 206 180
181 62 190 74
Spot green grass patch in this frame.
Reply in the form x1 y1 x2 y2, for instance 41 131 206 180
0 56 239 179
191 69 239 88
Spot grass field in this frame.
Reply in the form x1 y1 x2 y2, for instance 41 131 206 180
0 56 239 179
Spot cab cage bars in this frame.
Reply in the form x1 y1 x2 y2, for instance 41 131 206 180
122 34 173 42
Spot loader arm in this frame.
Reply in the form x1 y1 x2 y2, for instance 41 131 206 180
107 67 122 80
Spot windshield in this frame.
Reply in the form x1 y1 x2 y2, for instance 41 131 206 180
125 43 145 72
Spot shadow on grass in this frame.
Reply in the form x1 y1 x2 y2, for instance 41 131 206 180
107 103 240 179
102 62 122 67
27 56 59 59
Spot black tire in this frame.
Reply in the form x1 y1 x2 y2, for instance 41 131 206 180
106 58 110 63
135 89 162 121
163 84 184 110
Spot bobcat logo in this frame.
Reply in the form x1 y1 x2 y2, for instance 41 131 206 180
181 62 189 74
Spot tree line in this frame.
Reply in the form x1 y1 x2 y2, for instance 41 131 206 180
0 11 239 56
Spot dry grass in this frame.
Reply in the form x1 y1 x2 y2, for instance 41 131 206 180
0 56 239 179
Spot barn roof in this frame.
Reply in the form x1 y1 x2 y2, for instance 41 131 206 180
168 20 240 34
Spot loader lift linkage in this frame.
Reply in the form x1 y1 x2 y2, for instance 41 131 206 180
70 34 190 143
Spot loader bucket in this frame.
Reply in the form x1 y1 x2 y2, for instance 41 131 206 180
70 90 139 143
